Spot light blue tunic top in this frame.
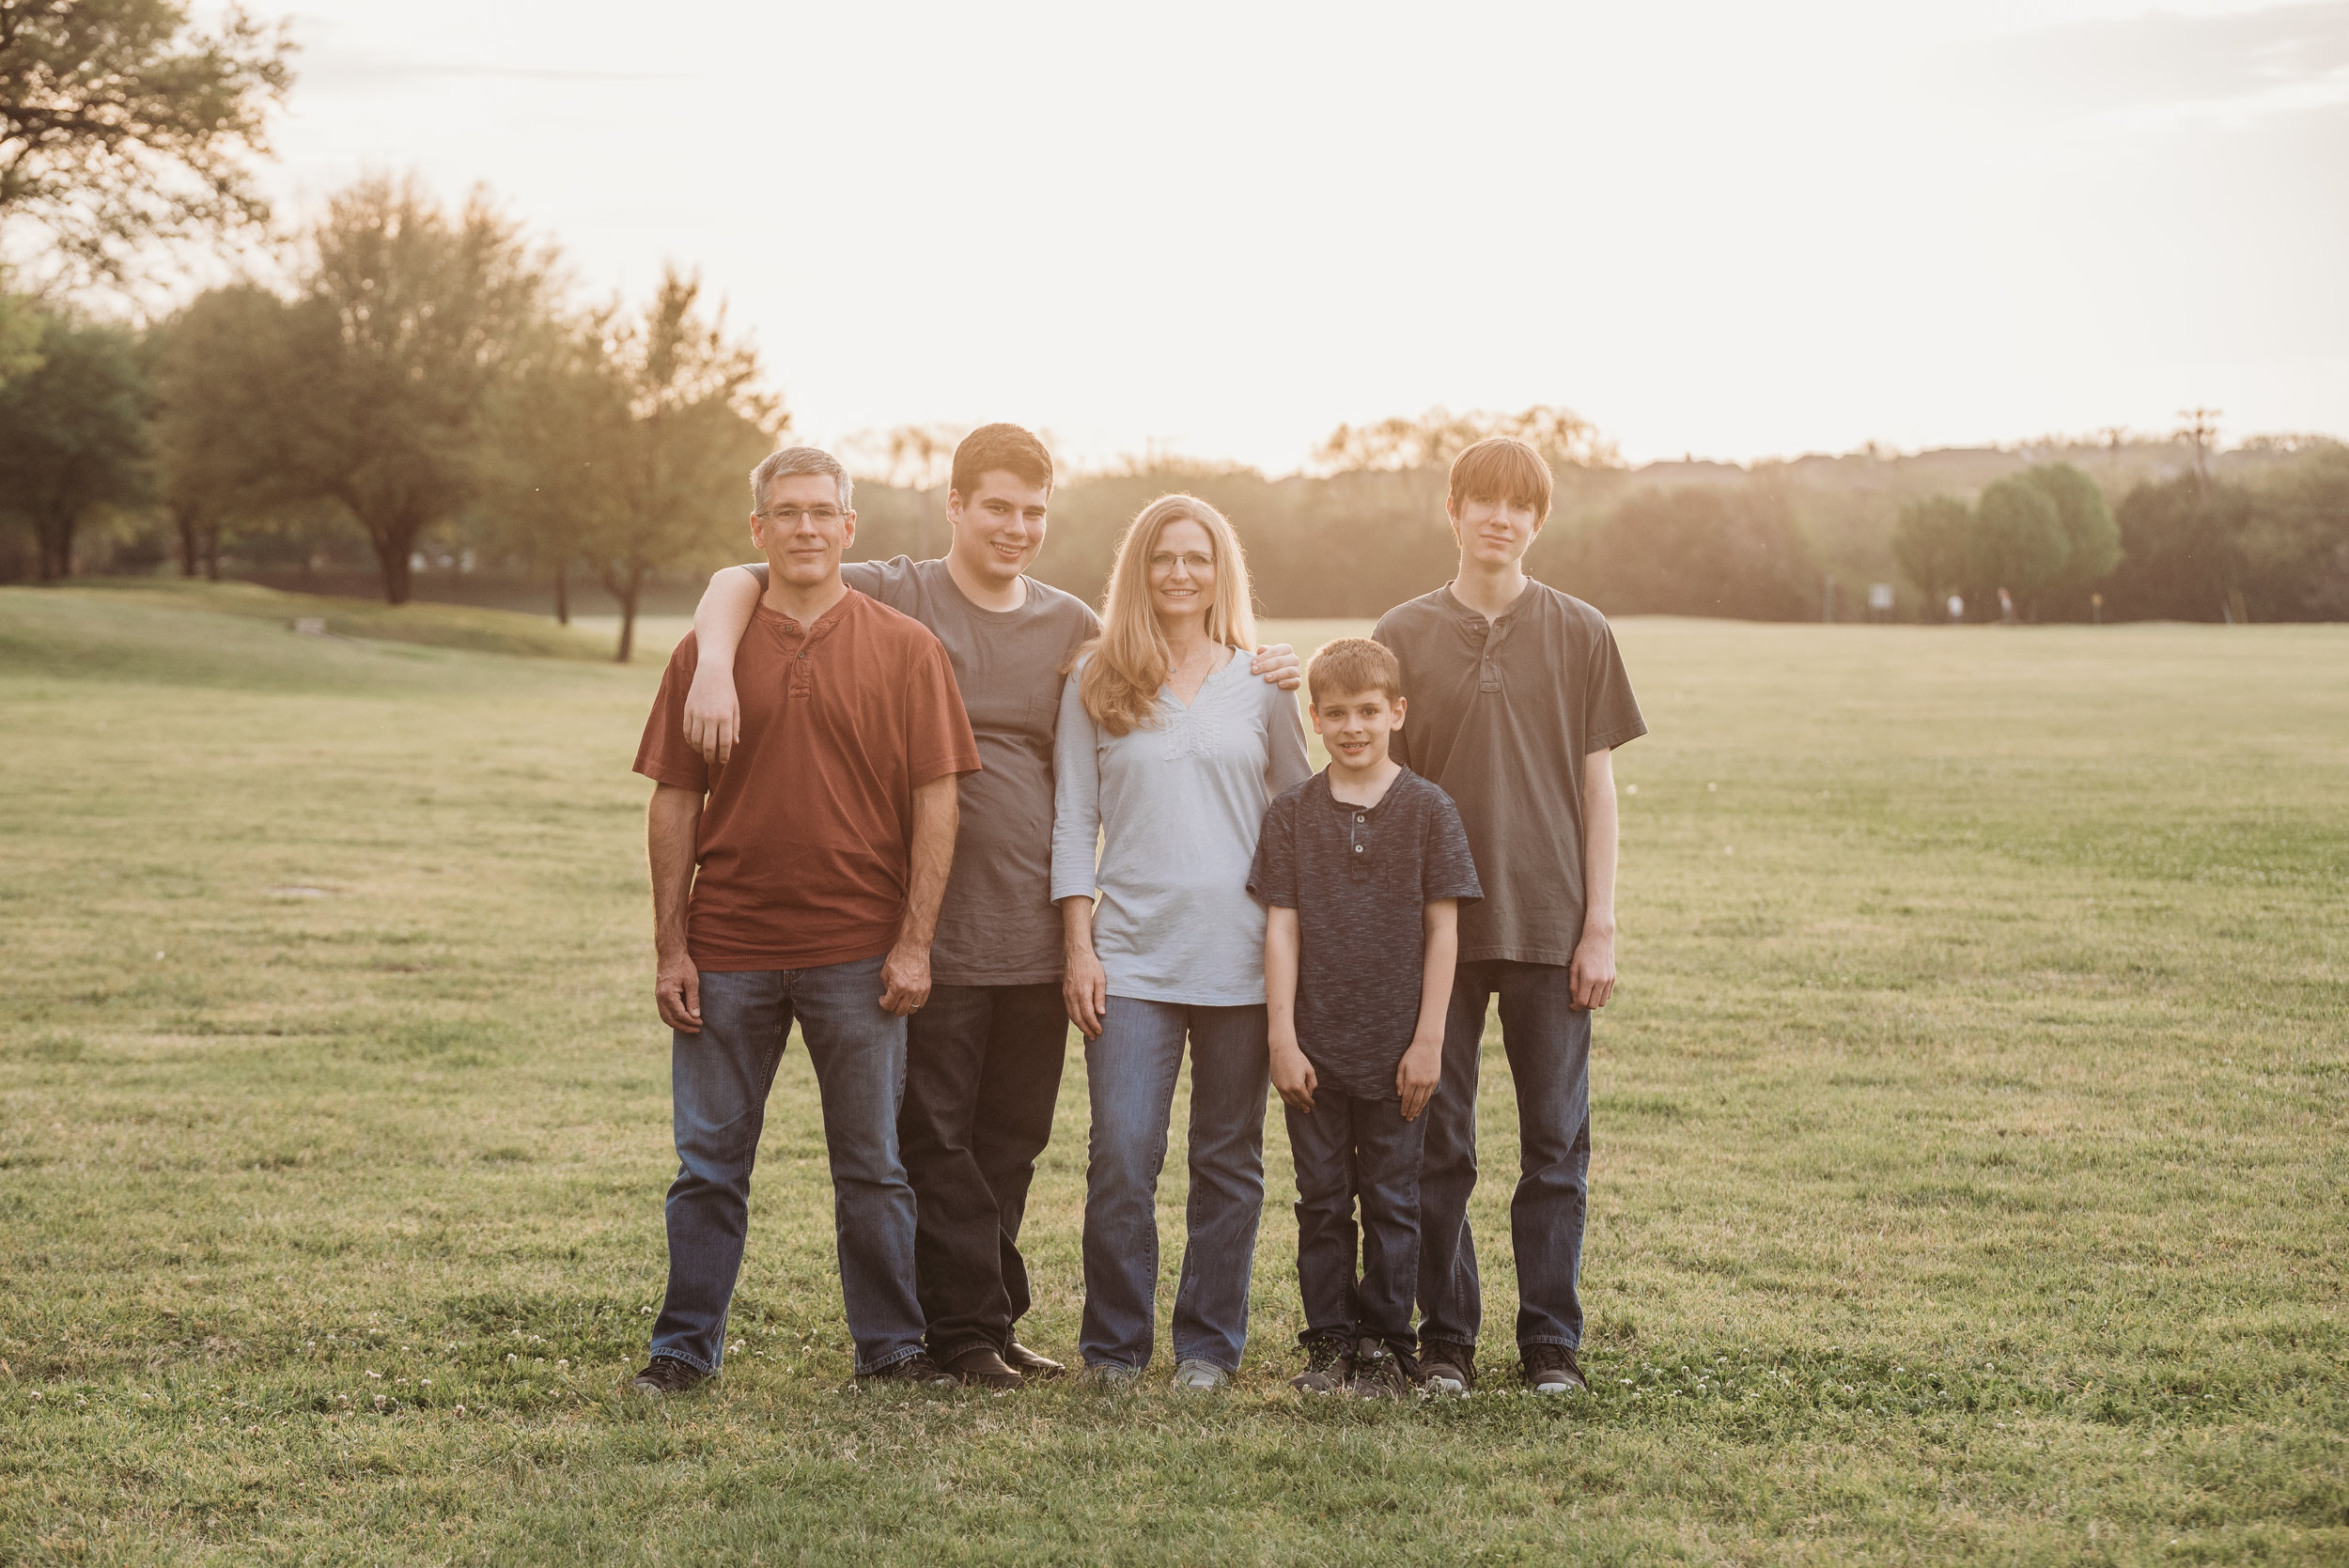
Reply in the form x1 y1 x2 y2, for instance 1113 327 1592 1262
1050 648 1313 1006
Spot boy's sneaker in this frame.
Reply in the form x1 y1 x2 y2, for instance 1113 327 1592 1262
1350 1338 1409 1401
1171 1358 1229 1391
857 1351 957 1387
1288 1333 1354 1394
1520 1343 1588 1395
1418 1340 1476 1395
629 1356 709 1398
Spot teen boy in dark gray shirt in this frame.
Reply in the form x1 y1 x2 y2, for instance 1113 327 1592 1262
1373 437 1646 1398
1249 638 1482 1398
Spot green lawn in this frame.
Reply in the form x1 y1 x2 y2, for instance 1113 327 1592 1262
1 583 2343 1564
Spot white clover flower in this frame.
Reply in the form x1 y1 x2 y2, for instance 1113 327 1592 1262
505 1354 519 1364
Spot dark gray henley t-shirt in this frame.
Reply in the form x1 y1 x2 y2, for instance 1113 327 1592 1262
1372 581 1646 968
748 555 1098 986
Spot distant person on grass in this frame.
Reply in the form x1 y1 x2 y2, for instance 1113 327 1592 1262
677 427 1301 1389
1052 494 1311 1389
1248 637 1482 1399
629 446 978 1394
1372 437 1647 1397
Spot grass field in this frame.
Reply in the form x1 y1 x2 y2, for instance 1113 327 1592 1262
2 582 2343 1564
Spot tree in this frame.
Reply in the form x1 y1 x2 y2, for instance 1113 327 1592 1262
0 0 295 283
0 305 149 578
1315 404 1616 473
481 314 614 622
288 175 555 604
2020 462 2121 610
0 276 38 387
1572 484 1819 620
2239 442 2349 621
2102 474 2255 622
148 284 299 577
1965 475 2069 618
1891 494 1971 613
570 266 780 661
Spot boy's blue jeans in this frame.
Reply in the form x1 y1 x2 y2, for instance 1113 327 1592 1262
1416 959 1592 1354
1079 997 1270 1374
1283 1085 1426 1355
649 958 926 1377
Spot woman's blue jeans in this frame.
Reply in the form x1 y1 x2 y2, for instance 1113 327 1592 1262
1079 997 1270 1373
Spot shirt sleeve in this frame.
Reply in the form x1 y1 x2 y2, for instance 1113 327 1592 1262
631 637 711 793
1246 794 1299 909
1422 789 1485 905
904 636 980 786
1582 619 1648 753
1264 682 1313 797
1050 665 1103 904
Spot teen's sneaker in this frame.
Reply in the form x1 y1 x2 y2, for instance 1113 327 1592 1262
1003 1341 1066 1381
1418 1340 1477 1395
1079 1361 1142 1389
1520 1343 1589 1395
941 1344 1023 1390
629 1356 709 1398
1288 1333 1354 1394
857 1351 957 1388
1350 1338 1410 1401
1171 1358 1229 1391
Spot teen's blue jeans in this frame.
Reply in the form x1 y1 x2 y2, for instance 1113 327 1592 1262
648 958 926 1377
1079 997 1270 1374
1416 960 1592 1354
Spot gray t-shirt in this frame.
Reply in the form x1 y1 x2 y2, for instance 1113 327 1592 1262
1050 648 1313 1006
1247 768 1484 1098
745 556 1097 986
1373 582 1646 967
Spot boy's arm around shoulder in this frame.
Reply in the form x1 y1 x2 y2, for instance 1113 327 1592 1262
682 566 764 766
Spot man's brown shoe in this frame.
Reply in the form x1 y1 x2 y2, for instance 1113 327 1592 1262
1003 1341 1066 1381
943 1344 1023 1389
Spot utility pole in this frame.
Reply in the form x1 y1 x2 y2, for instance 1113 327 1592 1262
2176 408 2220 492
2097 426 2129 486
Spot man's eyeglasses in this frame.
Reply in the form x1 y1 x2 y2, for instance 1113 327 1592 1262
759 505 846 526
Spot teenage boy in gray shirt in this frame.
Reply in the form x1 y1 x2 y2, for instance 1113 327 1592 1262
1250 638 1482 1400
681 426 1300 1388
1372 437 1646 1398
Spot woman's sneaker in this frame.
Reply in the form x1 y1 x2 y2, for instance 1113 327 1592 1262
1171 1358 1230 1391
1519 1343 1589 1394
1350 1338 1410 1401
1417 1340 1476 1396
1288 1333 1354 1394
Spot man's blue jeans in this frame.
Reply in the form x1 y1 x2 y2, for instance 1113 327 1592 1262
1079 998 1270 1373
648 958 926 1377
1416 960 1592 1353
1284 1086 1427 1355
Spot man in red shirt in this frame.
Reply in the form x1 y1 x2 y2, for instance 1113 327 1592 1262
630 446 980 1392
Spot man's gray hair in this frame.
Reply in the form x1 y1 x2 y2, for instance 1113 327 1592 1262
749 446 853 512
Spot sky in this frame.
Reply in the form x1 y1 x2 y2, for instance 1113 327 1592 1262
251 0 2348 474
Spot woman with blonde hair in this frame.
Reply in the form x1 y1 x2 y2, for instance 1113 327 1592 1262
1051 493 1311 1389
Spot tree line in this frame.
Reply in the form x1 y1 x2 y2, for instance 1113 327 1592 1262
5 3 2344 637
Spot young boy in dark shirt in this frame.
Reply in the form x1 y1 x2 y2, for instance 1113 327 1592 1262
1248 638 1483 1398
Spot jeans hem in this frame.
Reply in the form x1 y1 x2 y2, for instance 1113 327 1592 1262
1519 1333 1580 1352
856 1345 927 1377
647 1345 718 1375
1168 1348 1240 1374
